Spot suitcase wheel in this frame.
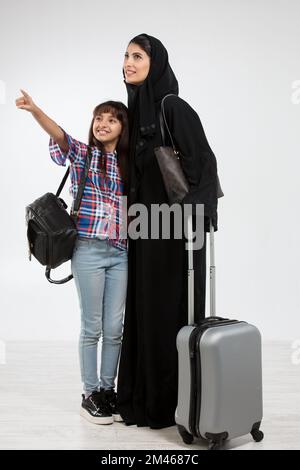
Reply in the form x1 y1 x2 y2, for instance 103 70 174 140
205 432 228 450
177 425 194 445
208 441 221 450
251 422 264 442
251 429 264 442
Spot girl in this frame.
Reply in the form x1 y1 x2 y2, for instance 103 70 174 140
117 34 219 429
16 90 129 425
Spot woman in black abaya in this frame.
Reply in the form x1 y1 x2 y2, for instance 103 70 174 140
117 34 219 429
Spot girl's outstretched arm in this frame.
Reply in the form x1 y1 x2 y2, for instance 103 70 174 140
16 89 69 153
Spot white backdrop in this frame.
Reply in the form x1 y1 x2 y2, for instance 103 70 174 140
0 0 299 341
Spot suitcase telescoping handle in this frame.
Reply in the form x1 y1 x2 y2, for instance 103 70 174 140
209 218 216 318
187 216 216 325
187 215 195 325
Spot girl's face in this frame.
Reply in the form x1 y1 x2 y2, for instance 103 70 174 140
123 43 151 85
93 112 122 151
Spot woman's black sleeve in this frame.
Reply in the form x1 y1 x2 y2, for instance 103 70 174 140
164 95 219 228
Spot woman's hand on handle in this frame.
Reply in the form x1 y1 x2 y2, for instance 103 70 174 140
15 89 69 153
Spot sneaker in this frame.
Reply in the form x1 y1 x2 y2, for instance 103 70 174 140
80 391 113 425
100 388 123 422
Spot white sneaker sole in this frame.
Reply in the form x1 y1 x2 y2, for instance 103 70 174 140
80 407 114 425
113 413 123 422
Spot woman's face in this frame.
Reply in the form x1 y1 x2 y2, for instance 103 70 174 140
123 43 151 86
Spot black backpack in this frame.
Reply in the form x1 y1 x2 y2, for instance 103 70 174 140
26 148 92 284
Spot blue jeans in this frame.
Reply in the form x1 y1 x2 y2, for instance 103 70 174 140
71 238 128 393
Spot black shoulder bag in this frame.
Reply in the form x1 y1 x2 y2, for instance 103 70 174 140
154 94 189 205
155 94 224 205
25 147 92 284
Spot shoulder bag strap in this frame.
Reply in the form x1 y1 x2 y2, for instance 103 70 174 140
159 94 178 152
71 146 92 223
54 146 92 223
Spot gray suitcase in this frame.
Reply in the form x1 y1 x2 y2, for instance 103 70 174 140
175 217 264 450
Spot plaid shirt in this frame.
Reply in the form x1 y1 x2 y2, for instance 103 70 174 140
49 132 127 251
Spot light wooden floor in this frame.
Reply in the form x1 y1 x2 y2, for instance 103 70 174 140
0 341 299 450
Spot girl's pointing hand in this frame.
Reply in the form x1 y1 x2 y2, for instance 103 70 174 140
15 89 37 113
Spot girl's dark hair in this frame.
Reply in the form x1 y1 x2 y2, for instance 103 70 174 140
129 35 152 58
88 101 129 190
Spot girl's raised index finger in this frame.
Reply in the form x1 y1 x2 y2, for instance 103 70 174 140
20 89 29 98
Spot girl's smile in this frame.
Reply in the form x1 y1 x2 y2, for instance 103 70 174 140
93 113 122 152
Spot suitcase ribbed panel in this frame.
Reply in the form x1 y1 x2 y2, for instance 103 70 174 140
175 325 196 433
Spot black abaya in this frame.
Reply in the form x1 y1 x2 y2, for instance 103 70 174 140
117 35 219 429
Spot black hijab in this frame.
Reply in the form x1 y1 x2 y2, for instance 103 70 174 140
124 34 179 179
125 34 178 138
